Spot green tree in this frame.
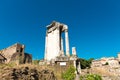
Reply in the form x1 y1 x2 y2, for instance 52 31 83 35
62 66 76 80
79 58 94 69
105 62 109 65
88 58 94 64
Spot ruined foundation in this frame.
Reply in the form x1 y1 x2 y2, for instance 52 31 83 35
0 43 32 64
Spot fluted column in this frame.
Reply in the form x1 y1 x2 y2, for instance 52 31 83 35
65 29 70 57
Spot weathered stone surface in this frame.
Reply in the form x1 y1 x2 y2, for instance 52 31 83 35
0 67 56 80
0 43 25 63
102 76 120 80
24 53 32 63
0 43 32 64
45 21 70 61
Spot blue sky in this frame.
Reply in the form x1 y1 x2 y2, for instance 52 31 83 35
0 0 120 59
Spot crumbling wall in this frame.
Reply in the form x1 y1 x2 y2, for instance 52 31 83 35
0 44 18 63
24 53 32 64
0 43 25 63
0 43 32 64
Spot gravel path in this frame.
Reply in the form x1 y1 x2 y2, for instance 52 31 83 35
75 74 80 80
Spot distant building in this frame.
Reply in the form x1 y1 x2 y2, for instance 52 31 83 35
91 55 120 68
108 59 119 68
0 43 32 64
91 60 102 67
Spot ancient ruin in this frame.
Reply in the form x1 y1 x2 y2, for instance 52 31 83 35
0 67 56 80
44 21 70 60
42 21 81 74
0 54 6 63
91 54 120 68
0 43 32 64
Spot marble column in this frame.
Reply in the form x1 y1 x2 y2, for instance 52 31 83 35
61 37 63 51
44 34 48 60
61 37 64 55
65 29 70 56
56 27 61 56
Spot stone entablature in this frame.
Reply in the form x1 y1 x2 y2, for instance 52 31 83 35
46 21 67 33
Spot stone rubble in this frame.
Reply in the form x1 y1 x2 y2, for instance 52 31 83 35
0 67 56 80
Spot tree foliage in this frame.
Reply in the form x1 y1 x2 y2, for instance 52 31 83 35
62 66 76 80
79 58 94 69
80 74 102 80
105 62 109 65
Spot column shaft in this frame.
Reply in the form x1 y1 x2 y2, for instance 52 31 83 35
65 30 70 56
44 35 48 60
61 37 64 55
61 37 64 51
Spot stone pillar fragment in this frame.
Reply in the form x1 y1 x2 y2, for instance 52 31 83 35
74 60 76 68
118 53 120 61
72 47 76 56
78 62 81 74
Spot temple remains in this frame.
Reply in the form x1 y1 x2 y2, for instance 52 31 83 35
44 21 70 60
42 21 81 74
0 43 32 64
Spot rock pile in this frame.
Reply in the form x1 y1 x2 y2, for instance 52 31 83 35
0 67 56 80
102 76 120 80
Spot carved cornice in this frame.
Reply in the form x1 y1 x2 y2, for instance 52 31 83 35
46 21 68 33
